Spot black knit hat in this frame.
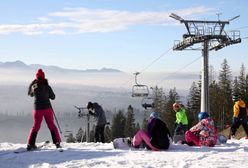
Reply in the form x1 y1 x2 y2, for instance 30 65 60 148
87 102 94 109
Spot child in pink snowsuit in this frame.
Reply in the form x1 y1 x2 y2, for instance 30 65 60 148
132 112 171 151
185 112 217 147
27 69 61 150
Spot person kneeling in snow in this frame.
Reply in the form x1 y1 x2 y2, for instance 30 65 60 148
185 112 217 147
132 112 171 151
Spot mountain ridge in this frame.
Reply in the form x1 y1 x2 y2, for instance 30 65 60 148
0 60 123 73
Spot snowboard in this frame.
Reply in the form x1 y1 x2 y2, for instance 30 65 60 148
113 137 132 149
14 140 50 153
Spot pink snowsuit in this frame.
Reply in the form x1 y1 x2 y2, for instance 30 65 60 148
185 118 217 147
132 130 159 151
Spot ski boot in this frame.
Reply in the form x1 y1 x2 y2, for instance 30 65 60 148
55 142 62 148
27 144 37 151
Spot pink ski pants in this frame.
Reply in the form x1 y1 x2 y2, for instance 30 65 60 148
132 130 159 151
27 108 61 144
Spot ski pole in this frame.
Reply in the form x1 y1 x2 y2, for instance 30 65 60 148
53 109 62 134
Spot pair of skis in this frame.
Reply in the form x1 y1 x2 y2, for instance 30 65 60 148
14 141 63 153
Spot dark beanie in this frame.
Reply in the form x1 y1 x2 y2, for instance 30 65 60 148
87 102 94 109
36 69 45 79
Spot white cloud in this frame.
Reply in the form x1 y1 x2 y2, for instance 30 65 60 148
37 17 53 23
48 30 67 35
0 6 211 35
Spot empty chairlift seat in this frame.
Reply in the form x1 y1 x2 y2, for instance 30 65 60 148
132 84 149 97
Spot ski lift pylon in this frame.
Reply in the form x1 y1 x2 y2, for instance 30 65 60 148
131 72 149 97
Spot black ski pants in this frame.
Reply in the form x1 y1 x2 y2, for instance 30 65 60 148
95 125 105 143
230 116 248 137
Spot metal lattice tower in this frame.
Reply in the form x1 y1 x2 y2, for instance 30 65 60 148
170 13 241 114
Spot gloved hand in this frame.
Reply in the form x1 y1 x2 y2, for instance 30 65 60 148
174 122 178 128
88 110 94 115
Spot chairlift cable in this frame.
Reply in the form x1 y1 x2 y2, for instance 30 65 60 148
139 47 173 73
231 25 248 30
121 47 173 86
226 25 248 32
158 56 202 83
122 49 200 88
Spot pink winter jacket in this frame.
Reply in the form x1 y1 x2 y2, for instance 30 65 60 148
190 118 217 147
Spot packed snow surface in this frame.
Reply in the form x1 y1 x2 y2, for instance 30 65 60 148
0 139 248 168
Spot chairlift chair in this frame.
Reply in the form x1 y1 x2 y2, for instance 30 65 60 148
131 72 149 97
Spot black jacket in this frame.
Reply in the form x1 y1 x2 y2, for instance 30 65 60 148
89 103 107 126
150 118 171 149
28 79 55 110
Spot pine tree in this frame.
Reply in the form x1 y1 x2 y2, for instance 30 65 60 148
233 76 239 95
218 59 233 124
152 86 166 114
187 81 201 127
124 105 136 138
209 80 223 130
151 86 170 128
164 87 180 134
208 65 225 129
245 74 248 105
237 64 246 99
111 110 126 139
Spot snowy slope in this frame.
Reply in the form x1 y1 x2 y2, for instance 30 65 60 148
0 139 248 168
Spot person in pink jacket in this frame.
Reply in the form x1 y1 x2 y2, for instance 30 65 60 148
185 112 217 147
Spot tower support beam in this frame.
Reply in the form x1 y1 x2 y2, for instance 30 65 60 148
201 40 209 113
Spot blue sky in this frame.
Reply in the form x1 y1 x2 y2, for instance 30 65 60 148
0 0 247 74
